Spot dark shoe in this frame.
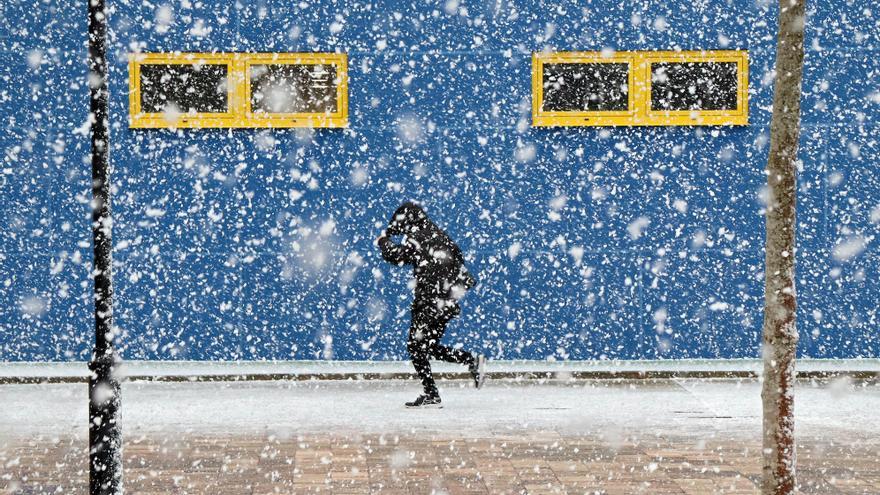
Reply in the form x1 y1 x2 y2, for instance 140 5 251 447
405 394 442 409
469 355 487 389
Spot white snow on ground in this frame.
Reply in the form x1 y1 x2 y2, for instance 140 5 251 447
1 378 879 442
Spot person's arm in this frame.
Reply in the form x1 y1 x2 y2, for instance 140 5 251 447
377 230 419 265
452 246 476 289
460 266 476 290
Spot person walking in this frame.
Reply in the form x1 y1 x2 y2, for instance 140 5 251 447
377 201 486 408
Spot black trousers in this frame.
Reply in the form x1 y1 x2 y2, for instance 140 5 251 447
407 303 474 397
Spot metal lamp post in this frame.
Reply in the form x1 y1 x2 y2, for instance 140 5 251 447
87 0 122 493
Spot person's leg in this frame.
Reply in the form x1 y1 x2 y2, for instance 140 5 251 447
430 342 474 366
426 321 485 389
425 305 475 366
407 310 440 398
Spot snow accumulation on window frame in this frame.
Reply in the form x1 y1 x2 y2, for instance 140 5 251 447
128 52 349 129
532 50 749 127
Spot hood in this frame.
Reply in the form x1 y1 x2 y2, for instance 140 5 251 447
387 201 431 234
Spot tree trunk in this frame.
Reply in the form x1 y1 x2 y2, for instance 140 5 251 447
761 1 805 494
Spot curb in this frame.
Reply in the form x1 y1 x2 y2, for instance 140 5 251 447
1 369 877 385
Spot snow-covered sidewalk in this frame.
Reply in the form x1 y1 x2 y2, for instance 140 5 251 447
2 377 878 439
3 378 879 494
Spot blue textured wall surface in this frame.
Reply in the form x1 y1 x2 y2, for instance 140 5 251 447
0 0 877 361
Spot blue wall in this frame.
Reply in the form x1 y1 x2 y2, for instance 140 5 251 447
1 0 878 361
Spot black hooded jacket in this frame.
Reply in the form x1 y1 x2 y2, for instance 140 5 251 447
377 202 476 312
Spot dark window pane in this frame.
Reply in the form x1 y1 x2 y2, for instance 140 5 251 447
542 63 629 112
251 64 338 114
140 64 228 113
651 62 738 111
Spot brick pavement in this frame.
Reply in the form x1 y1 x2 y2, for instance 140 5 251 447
2 431 878 494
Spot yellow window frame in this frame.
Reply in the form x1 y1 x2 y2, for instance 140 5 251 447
532 50 749 127
128 52 348 129
532 51 638 127
242 53 348 128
